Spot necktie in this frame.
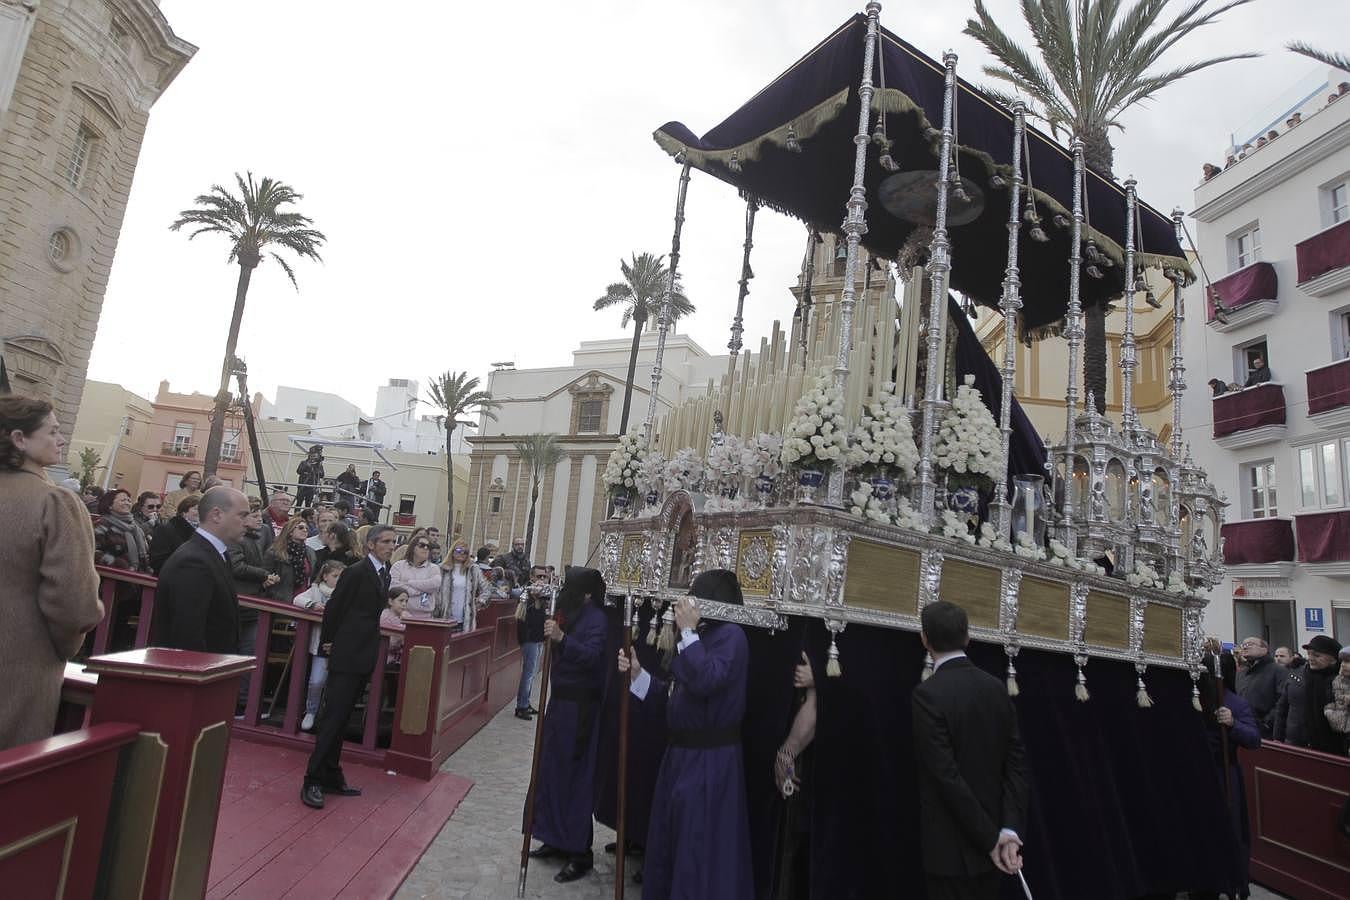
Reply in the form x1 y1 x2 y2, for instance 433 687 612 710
380 564 391 594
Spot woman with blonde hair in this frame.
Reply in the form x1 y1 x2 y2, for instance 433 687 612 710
264 516 316 602
0 395 103 750
439 541 485 629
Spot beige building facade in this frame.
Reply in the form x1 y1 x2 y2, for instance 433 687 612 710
0 0 193 454
68 378 151 488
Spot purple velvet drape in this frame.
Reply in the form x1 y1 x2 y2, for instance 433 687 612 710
1221 518 1295 565
1206 262 1276 320
1212 384 1286 438
1295 510 1350 564
1296 219 1350 284
1307 358 1350 416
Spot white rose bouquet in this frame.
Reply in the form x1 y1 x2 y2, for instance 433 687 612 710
635 450 667 503
780 374 848 473
933 375 1004 490
602 430 647 503
707 435 748 493
846 384 918 482
1047 539 1106 574
744 432 784 481
937 508 977 544
663 447 705 493
849 482 893 524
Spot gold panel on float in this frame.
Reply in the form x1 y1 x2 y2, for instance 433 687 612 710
618 535 645 586
735 530 775 596
937 561 1000 629
1143 603 1183 657
842 540 919 614
1018 576 1070 640
1084 591 1130 650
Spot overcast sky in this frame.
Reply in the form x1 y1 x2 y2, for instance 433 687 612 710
86 0 1349 418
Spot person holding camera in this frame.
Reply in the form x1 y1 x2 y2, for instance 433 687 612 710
515 565 551 720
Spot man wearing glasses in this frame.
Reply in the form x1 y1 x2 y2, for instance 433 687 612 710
133 492 161 543
1235 636 1281 737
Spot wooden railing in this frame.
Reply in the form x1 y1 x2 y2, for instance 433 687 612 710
89 565 522 778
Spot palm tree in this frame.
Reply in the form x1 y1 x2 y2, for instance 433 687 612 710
171 172 325 476
1287 42 1350 72
593 252 694 434
427 371 500 540
513 433 565 559
965 0 1256 413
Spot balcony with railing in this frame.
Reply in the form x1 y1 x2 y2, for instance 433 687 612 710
1296 218 1350 296
1212 382 1287 449
159 440 196 458
1206 261 1278 331
1307 357 1350 427
1294 509 1350 574
1221 517 1296 573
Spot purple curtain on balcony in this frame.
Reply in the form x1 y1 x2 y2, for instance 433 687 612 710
1307 358 1350 415
1295 510 1350 563
1206 261 1277 319
1221 518 1295 565
1296 219 1350 284
1212 384 1286 438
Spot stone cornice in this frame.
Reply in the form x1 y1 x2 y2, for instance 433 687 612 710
111 0 196 91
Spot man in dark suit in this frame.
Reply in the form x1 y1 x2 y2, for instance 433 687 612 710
302 523 400 809
912 601 1029 900
151 487 250 654
359 470 386 523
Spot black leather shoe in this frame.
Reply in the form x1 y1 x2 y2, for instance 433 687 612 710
526 706 539 715
514 707 534 720
554 859 593 883
528 844 564 859
301 784 325 809
322 783 362 796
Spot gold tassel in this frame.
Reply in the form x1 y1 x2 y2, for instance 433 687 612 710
656 605 676 654
921 652 934 681
826 633 842 678
1074 656 1090 702
1135 666 1154 709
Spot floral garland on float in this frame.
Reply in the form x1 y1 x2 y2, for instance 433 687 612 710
932 375 1004 533
705 435 749 512
845 384 918 524
779 373 848 502
602 430 648 514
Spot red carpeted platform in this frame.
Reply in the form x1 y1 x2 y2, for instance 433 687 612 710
207 738 471 899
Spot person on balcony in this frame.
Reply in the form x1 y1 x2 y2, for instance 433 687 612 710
150 494 200 574
94 489 150 573
264 517 316 603
390 534 441 615
161 471 201 525
151 486 249 654
1207 378 1228 397
335 464 361 509
302 525 399 809
0 395 103 751
360 470 386 523
1243 356 1271 387
296 446 324 509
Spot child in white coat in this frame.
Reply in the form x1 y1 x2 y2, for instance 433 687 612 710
294 560 345 731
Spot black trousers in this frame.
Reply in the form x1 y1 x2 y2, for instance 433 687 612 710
296 484 316 507
924 871 1001 900
304 669 367 788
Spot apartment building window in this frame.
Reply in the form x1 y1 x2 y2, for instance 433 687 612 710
1228 222 1261 271
1325 178 1349 226
1296 438 1350 510
489 496 502 513
1233 338 1269 384
1242 460 1278 518
1335 308 1350 360
305 405 318 421
577 399 603 433
66 123 97 190
172 422 193 454
398 495 415 515
222 429 240 462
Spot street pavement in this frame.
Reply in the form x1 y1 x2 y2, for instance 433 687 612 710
397 699 1288 900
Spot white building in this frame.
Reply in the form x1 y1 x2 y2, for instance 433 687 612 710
1183 67 1350 650
372 378 454 455
259 386 372 440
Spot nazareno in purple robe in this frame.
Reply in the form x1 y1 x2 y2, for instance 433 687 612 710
528 600 608 855
639 620 754 900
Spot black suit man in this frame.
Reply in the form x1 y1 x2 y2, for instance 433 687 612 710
151 487 251 654
302 524 399 809
912 600 1029 900
359 472 386 522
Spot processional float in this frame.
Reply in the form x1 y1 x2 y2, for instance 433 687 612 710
598 5 1225 708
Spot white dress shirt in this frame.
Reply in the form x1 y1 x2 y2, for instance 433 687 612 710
195 526 228 560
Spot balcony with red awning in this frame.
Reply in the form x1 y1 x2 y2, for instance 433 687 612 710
1296 218 1350 294
1206 261 1278 330
1212 383 1286 448
1221 517 1295 565
1307 357 1350 423
1295 509 1350 563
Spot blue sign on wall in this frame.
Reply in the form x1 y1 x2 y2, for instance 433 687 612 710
1305 607 1325 632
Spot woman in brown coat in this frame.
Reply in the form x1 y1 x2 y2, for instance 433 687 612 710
0 396 104 751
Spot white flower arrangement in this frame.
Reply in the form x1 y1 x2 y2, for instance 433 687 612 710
634 450 667 499
744 433 784 481
937 509 976 544
893 498 926 532
663 447 705 493
602 430 647 499
707 435 749 491
849 482 893 524
1047 539 1106 574
933 375 1004 487
1125 560 1162 589
977 521 1013 552
780 374 848 472
1012 532 1047 561
846 384 918 481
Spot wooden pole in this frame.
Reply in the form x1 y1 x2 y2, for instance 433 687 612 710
614 591 634 897
517 590 559 897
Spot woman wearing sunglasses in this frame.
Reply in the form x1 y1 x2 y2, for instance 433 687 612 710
390 534 443 616
438 542 486 629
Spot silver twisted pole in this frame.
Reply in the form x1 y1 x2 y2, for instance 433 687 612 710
727 196 759 382
643 161 692 450
825 0 883 508
992 102 1026 536
1169 207 1187 463
1061 138 1086 553
1120 178 1139 435
915 49 959 527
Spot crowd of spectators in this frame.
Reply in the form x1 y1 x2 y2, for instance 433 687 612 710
1233 634 1350 756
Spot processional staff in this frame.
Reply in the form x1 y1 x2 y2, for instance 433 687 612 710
517 582 559 897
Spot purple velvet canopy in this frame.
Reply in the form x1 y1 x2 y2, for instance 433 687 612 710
653 14 1193 334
